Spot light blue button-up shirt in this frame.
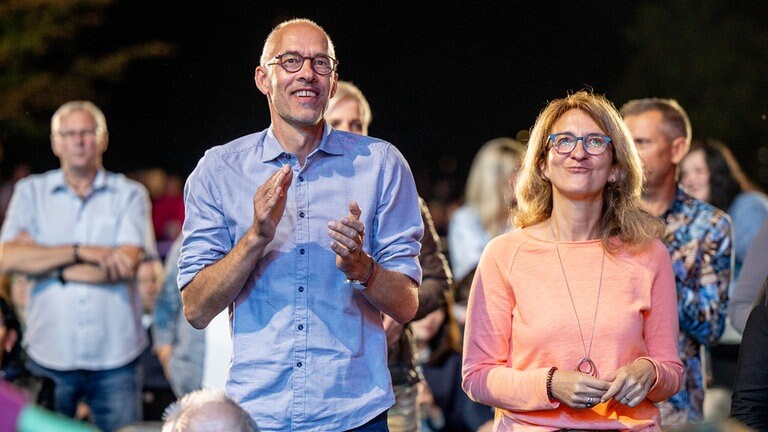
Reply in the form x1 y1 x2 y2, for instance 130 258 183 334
179 125 423 432
0 169 151 370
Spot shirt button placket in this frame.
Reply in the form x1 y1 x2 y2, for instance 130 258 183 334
292 162 309 424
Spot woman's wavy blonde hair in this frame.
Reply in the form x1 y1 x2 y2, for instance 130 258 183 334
465 137 525 238
514 90 663 251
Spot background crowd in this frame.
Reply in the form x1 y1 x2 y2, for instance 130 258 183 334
1 12 768 432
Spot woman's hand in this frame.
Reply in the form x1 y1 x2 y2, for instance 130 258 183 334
551 369 611 409
601 358 656 407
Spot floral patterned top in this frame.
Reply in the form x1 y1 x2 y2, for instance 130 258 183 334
657 186 733 426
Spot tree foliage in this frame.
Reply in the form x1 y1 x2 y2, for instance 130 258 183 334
616 0 768 186
0 0 173 153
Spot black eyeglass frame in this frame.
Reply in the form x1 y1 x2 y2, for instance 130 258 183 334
266 52 339 76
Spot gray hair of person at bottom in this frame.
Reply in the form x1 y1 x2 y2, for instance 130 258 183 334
161 389 259 432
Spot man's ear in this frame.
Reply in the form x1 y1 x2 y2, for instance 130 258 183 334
254 66 270 96
329 73 338 99
670 136 689 164
51 137 61 158
99 133 109 154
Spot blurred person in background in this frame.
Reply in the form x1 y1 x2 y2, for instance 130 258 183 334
137 260 164 315
679 137 768 421
411 292 492 432
622 98 732 427
136 259 177 420
447 138 524 282
326 81 371 135
463 91 683 430
152 234 208 398
729 219 768 334
679 138 768 281
730 278 768 430
0 162 30 229
0 296 55 409
161 388 259 432
327 80 452 432
0 101 154 431
132 168 185 259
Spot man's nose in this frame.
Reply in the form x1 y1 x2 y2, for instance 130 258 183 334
298 58 316 80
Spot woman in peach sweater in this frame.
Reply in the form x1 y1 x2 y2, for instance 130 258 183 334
461 91 683 431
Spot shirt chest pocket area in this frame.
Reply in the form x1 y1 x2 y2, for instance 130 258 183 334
85 215 121 245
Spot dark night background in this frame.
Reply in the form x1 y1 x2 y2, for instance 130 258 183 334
3 0 768 200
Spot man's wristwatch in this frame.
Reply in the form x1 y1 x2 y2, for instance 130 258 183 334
346 257 377 291
57 266 67 285
73 243 83 264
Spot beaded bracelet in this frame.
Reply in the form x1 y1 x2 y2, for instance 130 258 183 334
546 366 558 402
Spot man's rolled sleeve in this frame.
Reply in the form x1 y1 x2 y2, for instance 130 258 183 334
0 180 35 241
177 153 232 291
371 145 423 284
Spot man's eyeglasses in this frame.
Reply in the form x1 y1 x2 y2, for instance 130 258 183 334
58 129 98 140
267 52 338 76
548 133 612 156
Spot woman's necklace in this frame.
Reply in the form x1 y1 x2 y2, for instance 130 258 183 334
550 224 605 378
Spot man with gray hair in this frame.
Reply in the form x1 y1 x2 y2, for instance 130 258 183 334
178 18 423 431
162 389 259 432
0 100 154 431
621 98 732 427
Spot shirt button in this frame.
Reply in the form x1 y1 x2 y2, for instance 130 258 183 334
297 362 303 368
298 176 304 182
285 154 292 160
300 248 305 255
298 324 304 330
299 211 305 218
298 286 304 292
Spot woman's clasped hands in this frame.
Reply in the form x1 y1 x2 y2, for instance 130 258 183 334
550 359 657 409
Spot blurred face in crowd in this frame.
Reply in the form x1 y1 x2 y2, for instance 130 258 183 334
137 261 162 313
255 22 338 130
542 109 616 204
326 97 367 135
623 110 686 190
51 109 107 172
679 149 710 202
0 309 18 367
410 308 446 344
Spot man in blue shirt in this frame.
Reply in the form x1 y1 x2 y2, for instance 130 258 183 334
621 98 732 427
0 100 153 431
178 18 423 431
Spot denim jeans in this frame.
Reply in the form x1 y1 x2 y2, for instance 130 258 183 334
27 357 142 432
345 410 389 432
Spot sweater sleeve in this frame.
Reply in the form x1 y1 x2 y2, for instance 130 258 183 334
642 243 684 402
461 240 557 411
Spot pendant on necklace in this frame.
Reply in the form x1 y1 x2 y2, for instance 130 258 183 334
577 357 598 377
